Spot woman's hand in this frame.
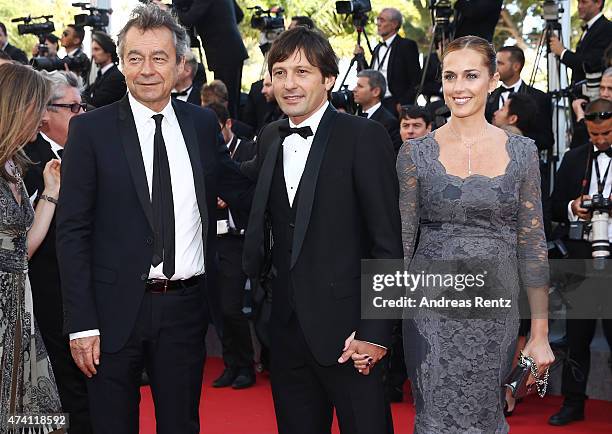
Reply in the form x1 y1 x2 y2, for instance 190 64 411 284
42 159 61 197
522 335 555 386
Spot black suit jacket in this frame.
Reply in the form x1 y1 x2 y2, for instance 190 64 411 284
486 81 554 151
370 34 421 106
3 42 28 64
369 104 402 153
186 83 202 106
56 96 253 353
242 105 403 365
561 15 612 83
177 0 248 71
84 64 127 109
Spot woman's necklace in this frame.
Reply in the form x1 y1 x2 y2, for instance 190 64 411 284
448 122 488 176
7 159 22 184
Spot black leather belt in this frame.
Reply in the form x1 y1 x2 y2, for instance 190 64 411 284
145 275 202 294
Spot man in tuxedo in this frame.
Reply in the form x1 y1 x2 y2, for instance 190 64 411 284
548 98 612 426
352 69 402 153
356 8 421 115
56 5 252 434
176 0 248 118
171 51 203 106
549 0 612 85
243 26 402 434
24 70 92 434
60 24 91 85
486 46 554 152
84 32 126 109
0 22 28 64
207 102 257 389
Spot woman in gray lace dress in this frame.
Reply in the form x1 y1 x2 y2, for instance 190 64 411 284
0 63 63 432
397 37 555 433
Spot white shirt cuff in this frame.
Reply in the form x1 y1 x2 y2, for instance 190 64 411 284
69 329 100 340
363 340 387 350
567 200 578 221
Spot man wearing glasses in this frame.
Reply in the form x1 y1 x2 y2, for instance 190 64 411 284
23 70 93 434
60 24 91 85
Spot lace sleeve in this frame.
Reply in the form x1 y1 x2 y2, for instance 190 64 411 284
397 140 420 271
517 140 550 318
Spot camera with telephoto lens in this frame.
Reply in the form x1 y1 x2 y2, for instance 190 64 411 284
72 2 111 31
331 85 357 115
30 51 89 72
569 193 612 261
336 0 371 27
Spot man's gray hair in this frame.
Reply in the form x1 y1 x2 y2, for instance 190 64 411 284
604 67 612 78
185 51 198 80
39 70 81 107
357 69 387 100
117 4 189 63
382 8 403 31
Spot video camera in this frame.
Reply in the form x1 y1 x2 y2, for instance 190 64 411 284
12 15 55 38
249 6 285 55
542 0 564 23
72 2 112 31
335 0 371 27
429 0 454 46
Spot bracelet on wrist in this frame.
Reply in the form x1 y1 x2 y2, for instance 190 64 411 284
39 194 58 205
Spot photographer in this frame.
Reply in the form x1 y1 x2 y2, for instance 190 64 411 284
571 67 612 148
0 21 28 63
352 69 402 152
59 24 91 84
549 0 612 85
84 32 126 108
548 98 612 426
31 33 60 59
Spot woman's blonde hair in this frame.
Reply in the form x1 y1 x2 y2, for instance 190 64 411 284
0 63 52 182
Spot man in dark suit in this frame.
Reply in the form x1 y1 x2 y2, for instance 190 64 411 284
24 70 93 434
241 72 284 138
0 22 28 64
353 69 402 153
207 102 257 389
84 32 126 109
549 0 612 84
56 6 252 434
175 0 248 118
171 51 203 106
486 46 554 152
548 98 612 426
59 24 91 85
242 27 402 434
356 8 421 115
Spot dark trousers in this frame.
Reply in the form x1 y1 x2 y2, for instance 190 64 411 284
214 62 243 119
562 318 612 407
270 315 394 434
384 320 407 395
87 283 207 434
34 291 93 434
217 235 254 370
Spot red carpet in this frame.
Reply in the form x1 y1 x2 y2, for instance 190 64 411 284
139 357 612 433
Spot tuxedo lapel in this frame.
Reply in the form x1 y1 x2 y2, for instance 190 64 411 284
118 96 154 231
290 106 337 269
172 100 209 233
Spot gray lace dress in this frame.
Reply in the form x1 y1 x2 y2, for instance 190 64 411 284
397 132 549 434
0 173 62 433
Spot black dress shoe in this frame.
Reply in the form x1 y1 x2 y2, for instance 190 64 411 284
232 370 255 389
548 405 585 426
212 368 237 388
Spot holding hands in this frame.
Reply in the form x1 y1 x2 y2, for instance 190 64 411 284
338 331 387 376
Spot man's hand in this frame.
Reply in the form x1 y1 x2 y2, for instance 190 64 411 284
353 44 365 56
338 332 387 375
571 194 592 220
572 98 588 122
548 34 565 57
70 336 100 378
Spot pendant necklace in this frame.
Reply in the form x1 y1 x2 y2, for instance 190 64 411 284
448 123 487 176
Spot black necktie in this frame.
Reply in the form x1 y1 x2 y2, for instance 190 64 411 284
56 149 63 159
278 125 313 140
594 149 612 158
151 114 175 279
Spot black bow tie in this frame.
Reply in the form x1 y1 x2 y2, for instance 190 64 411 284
279 125 313 140
502 85 515 93
581 23 589 31
171 86 191 98
594 149 612 158
379 40 387 47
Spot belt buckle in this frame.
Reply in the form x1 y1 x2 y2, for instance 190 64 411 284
162 279 169 294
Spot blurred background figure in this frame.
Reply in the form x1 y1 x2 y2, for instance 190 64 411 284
84 32 126 109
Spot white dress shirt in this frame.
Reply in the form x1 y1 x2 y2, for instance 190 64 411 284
372 33 397 99
173 85 193 103
70 94 205 340
98 62 114 76
567 146 612 242
283 102 329 206
498 78 523 110
364 102 382 119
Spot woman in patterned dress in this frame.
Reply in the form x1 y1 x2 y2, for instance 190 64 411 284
396 36 555 433
0 63 63 433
